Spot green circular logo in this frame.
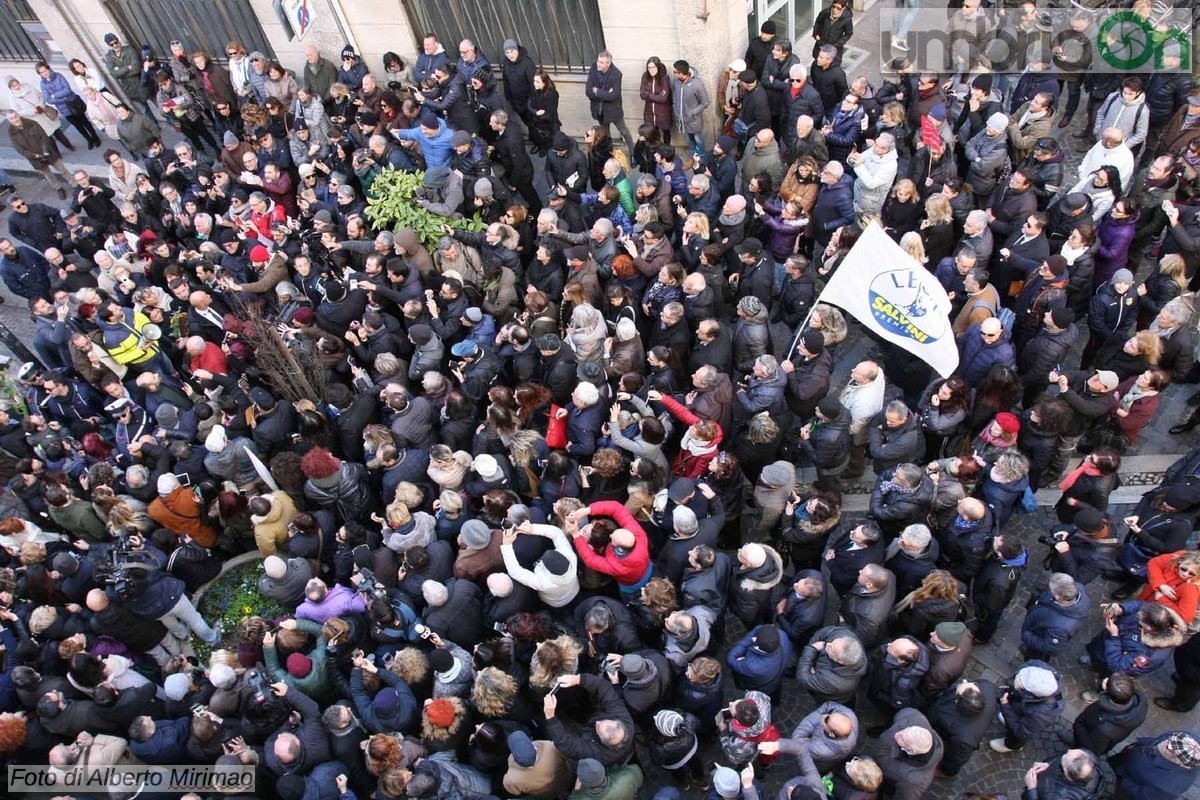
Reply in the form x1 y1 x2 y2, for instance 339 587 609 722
1097 11 1156 70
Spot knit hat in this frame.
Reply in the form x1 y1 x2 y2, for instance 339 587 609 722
577 759 606 790
728 59 747 72
712 767 741 799
739 69 758 84
1111 268 1134 285
800 329 825 355
408 324 433 345
1168 733 1200 768
986 112 1009 131
760 461 794 488
286 652 313 678
541 550 570 575
934 621 966 647
314 208 334 224
451 340 479 358
971 74 993 93
374 688 401 717
761 20 777 34
222 131 239 147
264 555 287 579
104 33 118 45
724 195 747 214
620 653 650 680
341 45 356 60
927 104 947 122
209 663 237 690
502 39 519 53
716 135 737 154
427 648 454 673
451 130 472 148
1044 255 1068 276
293 117 307 131
668 477 696 503
155 403 179 427
204 425 228 453
423 580 449 607
460 519 492 550
250 245 270 262
157 473 180 496
1073 508 1103 532
738 296 763 317
994 412 1020 435
1050 307 1075 328
164 673 190 701
1093 370 1120 392
472 66 490 84
818 397 844 420
464 307 483 324
293 307 315 324
1016 665 1057 697
473 177 494 198
552 132 572 152
420 111 439 129
425 698 457 728
508 731 537 767
755 624 780 653
655 709 685 737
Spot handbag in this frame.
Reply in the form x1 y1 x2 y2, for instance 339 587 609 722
545 404 568 449
1018 485 1038 514
66 94 87 115
1116 536 1157 579
41 105 58 121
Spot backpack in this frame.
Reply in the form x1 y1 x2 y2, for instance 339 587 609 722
968 296 1016 338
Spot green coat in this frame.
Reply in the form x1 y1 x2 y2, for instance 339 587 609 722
607 169 637 217
568 766 643 800
264 618 336 703
49 500 107 543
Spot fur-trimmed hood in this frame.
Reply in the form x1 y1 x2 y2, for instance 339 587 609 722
796 509 841 538
421 695 468 742
738 545 784 593
1142 605 1188 648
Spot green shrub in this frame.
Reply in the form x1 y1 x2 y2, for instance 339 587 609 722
365 167 485 251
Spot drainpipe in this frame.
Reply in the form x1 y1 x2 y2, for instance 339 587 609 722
326 0 361 54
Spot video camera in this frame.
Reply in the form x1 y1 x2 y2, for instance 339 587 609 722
357 568 388 602
245 667 274 705
96 531 151 601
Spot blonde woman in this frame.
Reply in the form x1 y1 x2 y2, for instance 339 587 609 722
677 211 710 270
807 302 848 348
899 231 927 266
920 193 956 264
84 88 120 141
1138 550 1200 625
7 74 73 149
882 178 921 240
1138 252 1190 326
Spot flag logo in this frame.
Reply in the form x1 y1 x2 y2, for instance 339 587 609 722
868 269 950 344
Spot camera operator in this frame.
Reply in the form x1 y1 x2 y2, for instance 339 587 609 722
86 586 183 668
114 531 221 646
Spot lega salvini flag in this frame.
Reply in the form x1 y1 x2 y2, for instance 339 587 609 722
819 222 960 378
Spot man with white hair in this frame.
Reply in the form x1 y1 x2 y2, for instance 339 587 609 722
676 173 720 228
872 708 944 800
811 159 854 252
1078 126 1135 189
957 209 994 265
784 64 824 152
849 131 897 214
884 524 939 599
561 381 604 458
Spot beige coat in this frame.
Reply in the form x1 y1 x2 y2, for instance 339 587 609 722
8 80 60 134
503 741 573 800
251 490 297 556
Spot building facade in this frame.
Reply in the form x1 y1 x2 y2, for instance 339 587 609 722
3 0 762 143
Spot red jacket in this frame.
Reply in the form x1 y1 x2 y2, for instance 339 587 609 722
573 500 651 587
1138 551 1199 623
190 342 229 375
660 394 723 479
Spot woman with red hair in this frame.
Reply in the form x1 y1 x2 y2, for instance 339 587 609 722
647 389 723 478
301 446 375 522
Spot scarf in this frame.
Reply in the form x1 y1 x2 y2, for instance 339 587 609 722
681 429 717 456
1120 382 1156 411
1150 318 1181 340
879 479 917 495
1058 459 1102 492
978 428 1012 448
718 208 746 227
1060 242 1087 265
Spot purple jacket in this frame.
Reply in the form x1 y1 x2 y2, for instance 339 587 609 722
295 584 366 623
1093 211 1138 289
761 199 806 260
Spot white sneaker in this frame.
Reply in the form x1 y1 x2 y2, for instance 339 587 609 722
989 738 1017 753
893 37 909 51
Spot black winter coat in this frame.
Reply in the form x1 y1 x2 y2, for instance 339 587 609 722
500 48 536 111
1072 690 1148 755
927 679 999 773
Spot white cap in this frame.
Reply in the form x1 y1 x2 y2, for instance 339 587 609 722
157 473 180 496
205 425 228 453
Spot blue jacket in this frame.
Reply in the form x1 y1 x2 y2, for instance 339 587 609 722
130 717 191 764
1112 734 1198 800
0 245 51 299
566 400 605 458
1001 659 1065 741
726 625 793 695
392 121 455 169
8 202 68 251
38 70 82 116
980 471 1030 529
414 48 451 85
1089 601 1185 677
350 666 417 734
811 174 856 237
295 760 352 800
777 570 829 647
824 105 864 162
1020 583 1090 658
958 322 1016 384
736 366 788 416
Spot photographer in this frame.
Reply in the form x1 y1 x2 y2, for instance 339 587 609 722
86 586 182 668
117 531 221 646
262 681 332 777
349 647 417 734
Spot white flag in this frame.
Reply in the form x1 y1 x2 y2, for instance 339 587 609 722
817 222 960 378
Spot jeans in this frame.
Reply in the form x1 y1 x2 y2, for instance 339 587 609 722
893 0 920 38
684 130 706 157
161 593 218 644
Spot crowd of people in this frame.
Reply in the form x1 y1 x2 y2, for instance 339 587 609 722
0 3 1198 800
